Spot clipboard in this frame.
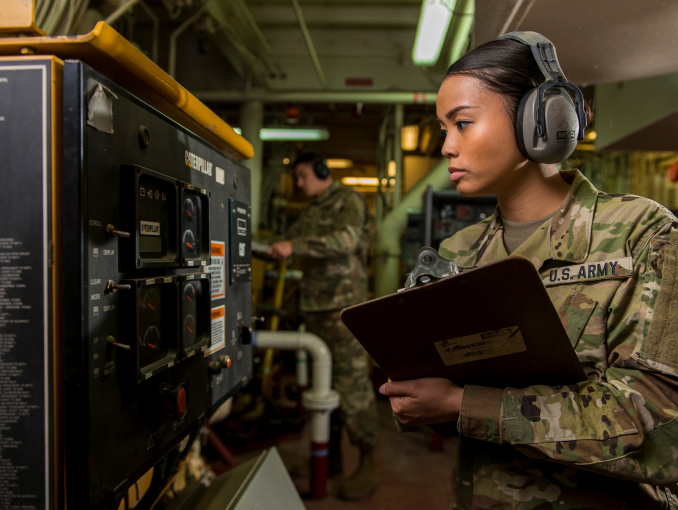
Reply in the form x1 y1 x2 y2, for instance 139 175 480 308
341 257 586 389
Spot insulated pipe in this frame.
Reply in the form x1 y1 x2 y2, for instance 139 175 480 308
253 330 340 499
373 157 454 297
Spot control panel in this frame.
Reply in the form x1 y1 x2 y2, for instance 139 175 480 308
60 61 253 509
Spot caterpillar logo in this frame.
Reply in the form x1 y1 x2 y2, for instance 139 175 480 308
557 130 576 140
140 221 160 236
185 150 214 176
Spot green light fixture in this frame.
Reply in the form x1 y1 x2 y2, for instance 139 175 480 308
259 127 330 141
412 0 456 66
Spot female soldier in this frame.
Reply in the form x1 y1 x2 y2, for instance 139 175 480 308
380 32 678 508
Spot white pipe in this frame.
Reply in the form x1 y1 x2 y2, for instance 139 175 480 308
254 330 340 443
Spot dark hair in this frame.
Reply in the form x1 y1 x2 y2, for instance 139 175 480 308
444 39 593 126
292 151 324 168
444 39 543 125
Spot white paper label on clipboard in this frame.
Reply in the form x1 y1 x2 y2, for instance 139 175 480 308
434 326 526 366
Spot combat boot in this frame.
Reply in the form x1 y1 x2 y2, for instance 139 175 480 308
337 448 380 500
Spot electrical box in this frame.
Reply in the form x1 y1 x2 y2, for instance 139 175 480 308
0 56 253 509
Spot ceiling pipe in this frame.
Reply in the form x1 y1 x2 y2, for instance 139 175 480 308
233 0 282 77
104 0 143 26
195 89 437 104
168 1 211 79
138 0 159 63
291 0 329 90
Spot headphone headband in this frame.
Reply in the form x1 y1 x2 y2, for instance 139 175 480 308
498 31 586 142
499 31 567 83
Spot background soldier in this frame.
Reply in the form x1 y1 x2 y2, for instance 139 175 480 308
268 152 381 500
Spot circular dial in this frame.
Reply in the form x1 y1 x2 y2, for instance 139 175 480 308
138 286 167 367
182 281 202 350
182 229 197 259
181 194 202 260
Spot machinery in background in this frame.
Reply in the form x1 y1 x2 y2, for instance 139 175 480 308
0 12 269 510
402 186 496 272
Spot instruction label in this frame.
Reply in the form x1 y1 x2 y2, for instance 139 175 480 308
434 327 526 366
207 305 225 355
207 241 225 299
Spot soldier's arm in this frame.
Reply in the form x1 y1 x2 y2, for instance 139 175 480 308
291 193 366 259
457 223 678 486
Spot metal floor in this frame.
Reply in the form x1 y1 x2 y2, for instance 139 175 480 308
274 398 457 510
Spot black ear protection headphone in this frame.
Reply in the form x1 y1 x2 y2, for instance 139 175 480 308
498 31 587 163
293 151 329 180
312 153 329 180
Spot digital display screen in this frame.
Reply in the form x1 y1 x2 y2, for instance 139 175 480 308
138 174 173 259
139 235 162 253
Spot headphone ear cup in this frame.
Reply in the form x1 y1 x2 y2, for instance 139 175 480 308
314 158 329 179
514 88 536 161
518 88 579 164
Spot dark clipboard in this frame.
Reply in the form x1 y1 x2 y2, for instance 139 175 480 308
340 257 586 390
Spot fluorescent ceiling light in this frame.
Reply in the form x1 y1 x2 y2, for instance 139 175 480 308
326 159 353 169
341 177 380 186
259 127 329 141
412 0 455 66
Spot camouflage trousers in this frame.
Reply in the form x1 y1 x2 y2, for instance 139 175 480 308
303 309 380 450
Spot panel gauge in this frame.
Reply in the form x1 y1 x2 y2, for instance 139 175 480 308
120 276 180 381
180 274 211 357
180 185 210 267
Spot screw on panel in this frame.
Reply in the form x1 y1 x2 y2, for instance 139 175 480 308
220 204 224 211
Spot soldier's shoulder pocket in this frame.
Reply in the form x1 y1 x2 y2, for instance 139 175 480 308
643 230 678 372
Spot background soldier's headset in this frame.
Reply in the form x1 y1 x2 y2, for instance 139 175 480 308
498 31 587 164
293 151 330 179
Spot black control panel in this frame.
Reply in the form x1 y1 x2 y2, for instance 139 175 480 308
61 61 253 509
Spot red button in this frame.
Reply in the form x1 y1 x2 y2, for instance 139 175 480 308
176 386 187 419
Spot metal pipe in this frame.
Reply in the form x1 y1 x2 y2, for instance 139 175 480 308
195 89 437 104
291 0 329 90
233 0 281 76
103 0 142 26
373 157 453 297
254 330 340 499
138 0 159 63
168 1 211 79
240 100 264 236
447 0 475 66
393 103 404 207
497 0 524 36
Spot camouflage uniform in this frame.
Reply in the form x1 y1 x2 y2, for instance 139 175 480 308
438 170 678 509
287 181 379 449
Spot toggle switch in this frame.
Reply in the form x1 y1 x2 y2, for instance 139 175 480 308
218 355 231 368
106 224 131 238
107 335 130 351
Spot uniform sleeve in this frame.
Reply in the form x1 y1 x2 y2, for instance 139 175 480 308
290 192 366 259
458 224 678 486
